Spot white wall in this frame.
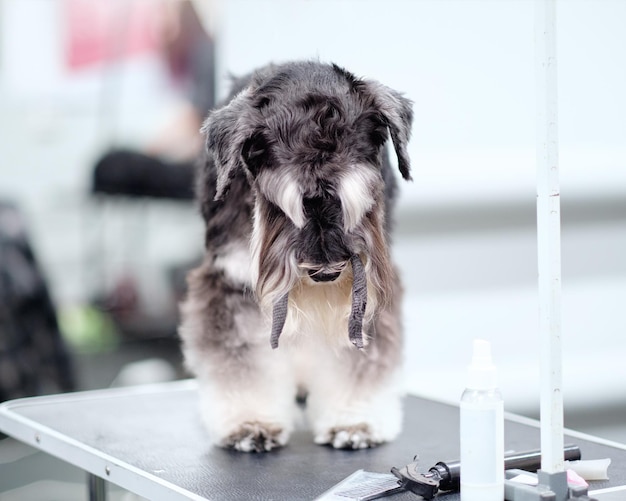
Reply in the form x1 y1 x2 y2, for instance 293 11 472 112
214 0 626 207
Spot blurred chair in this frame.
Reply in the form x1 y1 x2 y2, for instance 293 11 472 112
85 0 213 342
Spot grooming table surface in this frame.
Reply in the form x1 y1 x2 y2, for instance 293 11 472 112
0 380 625 500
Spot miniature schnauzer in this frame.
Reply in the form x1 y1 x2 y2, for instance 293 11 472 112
179 60 413 452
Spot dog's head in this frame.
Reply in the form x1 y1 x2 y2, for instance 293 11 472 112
202 61 412 346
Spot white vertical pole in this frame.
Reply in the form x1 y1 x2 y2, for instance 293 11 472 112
535 0 564 473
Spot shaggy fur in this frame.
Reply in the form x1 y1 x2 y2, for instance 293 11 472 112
179 61 413 452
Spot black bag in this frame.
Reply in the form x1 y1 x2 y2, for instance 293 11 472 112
0 201 75 402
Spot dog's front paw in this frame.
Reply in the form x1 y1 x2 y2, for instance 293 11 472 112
219 421 289 453
314 423 382 450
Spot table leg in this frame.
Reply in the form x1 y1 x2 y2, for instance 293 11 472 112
88 473 107 501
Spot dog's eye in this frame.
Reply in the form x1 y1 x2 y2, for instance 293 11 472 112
254 96 271 110
242 131 271 176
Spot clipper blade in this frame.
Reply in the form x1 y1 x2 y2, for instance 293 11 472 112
317 470 403 501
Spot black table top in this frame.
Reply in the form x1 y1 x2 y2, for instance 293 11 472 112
0 380 624 500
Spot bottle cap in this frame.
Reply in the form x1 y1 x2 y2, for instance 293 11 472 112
467 339 498 390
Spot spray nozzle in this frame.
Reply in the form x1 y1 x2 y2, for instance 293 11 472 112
467 339 498 390
470 339 494 368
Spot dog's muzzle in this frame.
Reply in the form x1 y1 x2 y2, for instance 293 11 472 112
270 254 367 350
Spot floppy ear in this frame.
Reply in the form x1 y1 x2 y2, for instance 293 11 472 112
365 81 414 181
201 89 257 200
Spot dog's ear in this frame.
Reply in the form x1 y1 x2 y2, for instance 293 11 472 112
201 90 257 200
365 81 414 181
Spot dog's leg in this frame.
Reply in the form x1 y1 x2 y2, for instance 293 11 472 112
305 290 405 449
307 352 404 449
179 262 297 452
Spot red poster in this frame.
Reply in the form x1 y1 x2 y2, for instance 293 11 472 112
64 0 161 69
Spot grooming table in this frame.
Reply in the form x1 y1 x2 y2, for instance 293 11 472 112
0 380 624 500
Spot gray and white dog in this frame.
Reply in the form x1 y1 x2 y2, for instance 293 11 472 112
179 61 413 452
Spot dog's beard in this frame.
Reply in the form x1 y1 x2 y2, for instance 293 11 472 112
250 202 300 308
251 201 394 350
269 254 366 349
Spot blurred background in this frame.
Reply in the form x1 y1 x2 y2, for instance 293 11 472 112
0 0 625 497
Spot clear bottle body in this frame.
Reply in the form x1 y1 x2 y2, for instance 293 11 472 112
460 388 504 501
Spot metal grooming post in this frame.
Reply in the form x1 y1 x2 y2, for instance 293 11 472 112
505 1 596 499
535 0 563 475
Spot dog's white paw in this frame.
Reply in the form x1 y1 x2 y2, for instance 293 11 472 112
219 421 289 453
314 423 383 450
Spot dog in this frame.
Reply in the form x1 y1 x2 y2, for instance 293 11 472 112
179 60 413 452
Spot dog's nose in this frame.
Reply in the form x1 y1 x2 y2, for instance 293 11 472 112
308 270 341 283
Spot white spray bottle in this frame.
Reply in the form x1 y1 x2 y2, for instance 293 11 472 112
460 339 504 501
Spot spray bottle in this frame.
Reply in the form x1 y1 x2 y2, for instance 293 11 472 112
460 339 504 501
